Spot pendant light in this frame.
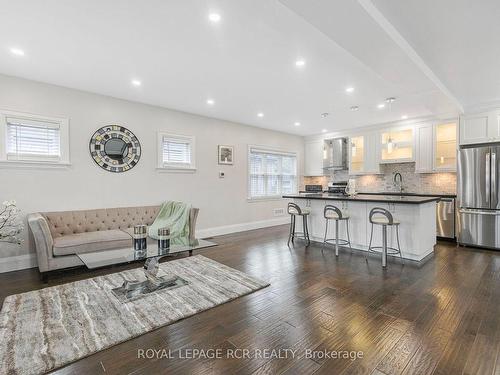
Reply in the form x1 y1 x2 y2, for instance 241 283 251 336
385 97 396 154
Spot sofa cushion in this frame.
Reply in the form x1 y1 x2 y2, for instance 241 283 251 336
52 229 132 256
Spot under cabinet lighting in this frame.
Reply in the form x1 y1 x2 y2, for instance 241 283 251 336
440 156 445 164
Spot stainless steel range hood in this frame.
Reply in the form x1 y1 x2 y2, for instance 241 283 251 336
323 138 347 171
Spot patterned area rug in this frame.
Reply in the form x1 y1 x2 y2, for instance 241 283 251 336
0 255 269 375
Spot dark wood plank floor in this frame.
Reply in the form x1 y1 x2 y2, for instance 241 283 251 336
1 225 499 375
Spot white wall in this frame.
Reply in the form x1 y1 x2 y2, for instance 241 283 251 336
0 74 304 262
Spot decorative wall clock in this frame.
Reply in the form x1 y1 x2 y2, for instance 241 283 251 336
89 125 141 173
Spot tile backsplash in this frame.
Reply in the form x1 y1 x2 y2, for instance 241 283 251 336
303 163 456 195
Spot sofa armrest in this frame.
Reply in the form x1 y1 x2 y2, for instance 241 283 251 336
189 207 199 241
27 213 54 273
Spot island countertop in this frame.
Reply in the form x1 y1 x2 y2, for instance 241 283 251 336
282 193 440 204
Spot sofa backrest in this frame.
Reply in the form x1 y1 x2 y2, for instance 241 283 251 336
42 206 161 238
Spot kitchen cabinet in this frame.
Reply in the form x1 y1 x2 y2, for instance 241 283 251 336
460 110 500 145
415 123 433 172
434 121 457 171
415 121 457 173
348 132 380 175
379 126 415 163
304 140 324 176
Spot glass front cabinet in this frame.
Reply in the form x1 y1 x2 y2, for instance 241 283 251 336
415 120 457 173
348 133 380 175
379 126 415 163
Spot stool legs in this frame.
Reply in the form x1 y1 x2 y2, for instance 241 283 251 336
335 219 339 257
382 225 387 268
396 225 404 265
303 215 310 246
287 215 295 246
346 220 353 253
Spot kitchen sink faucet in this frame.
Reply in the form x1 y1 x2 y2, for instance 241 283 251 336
393 172 404 194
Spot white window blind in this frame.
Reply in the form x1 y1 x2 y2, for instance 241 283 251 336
159 133 195 169
6 117 61 161
248 147 297 199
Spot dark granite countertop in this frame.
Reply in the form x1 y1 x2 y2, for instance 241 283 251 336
283 193 440 204
357 192 456 199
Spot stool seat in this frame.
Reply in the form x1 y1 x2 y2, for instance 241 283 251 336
288 207 311 216
287 203 310 246
325 211 349 220
371 217 400 225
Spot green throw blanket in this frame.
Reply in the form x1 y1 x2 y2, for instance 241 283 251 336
148 201 191 239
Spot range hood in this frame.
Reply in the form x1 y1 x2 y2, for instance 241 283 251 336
323 138 347 171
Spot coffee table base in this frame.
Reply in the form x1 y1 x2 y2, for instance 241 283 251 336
111 275 188 302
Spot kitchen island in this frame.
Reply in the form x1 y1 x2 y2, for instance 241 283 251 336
282 193 439 262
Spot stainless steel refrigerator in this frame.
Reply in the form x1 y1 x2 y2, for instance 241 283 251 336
458 145 500 249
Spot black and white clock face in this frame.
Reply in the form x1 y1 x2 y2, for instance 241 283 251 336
89 125 141 173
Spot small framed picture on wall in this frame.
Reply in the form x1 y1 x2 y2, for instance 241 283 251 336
218 145 234 165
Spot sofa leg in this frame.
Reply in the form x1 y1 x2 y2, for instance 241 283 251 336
189 250 193 256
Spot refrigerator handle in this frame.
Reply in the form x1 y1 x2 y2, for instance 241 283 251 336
486 152 490 203
492 152 496 200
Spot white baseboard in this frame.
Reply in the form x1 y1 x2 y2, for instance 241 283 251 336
0 217 289 273
197 217 289 238
0 253 37 273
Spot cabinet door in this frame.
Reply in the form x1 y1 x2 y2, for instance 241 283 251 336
434 121 457 171
364 132 381 174
460 114 489 145
415 123 433 173
349 136 365 175
304 140 324 176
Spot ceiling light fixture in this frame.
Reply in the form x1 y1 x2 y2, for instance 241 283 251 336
401 115 408 120
208 13 221 23
345 87 354 93
294 122 301 127
206 99 215 105
321 112 329 118
377 104 385 109
385 97 396 103
10 47 25 56
257 112 264 118
131 79 142 87
350 106 359 111
295 59 305 67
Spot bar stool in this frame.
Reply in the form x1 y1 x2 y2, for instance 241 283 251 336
367 207 403 267
323 205 352 256
287 203 311 246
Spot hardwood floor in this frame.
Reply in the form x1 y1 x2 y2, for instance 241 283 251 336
1 225 499 375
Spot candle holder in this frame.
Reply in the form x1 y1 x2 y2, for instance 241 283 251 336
133 224 148 250
158 227 170 252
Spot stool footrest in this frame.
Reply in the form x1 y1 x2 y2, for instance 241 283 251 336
367 246 402 255
324 238 351 246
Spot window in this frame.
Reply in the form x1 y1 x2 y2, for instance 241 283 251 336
248 146 297 199
0 110 70 166
157 132 196 170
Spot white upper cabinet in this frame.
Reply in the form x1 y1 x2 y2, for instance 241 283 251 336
379 126 415 163
460 110 500 145
304 140 324 176
415 121 457 173
415 123 434 173
348 132 380 175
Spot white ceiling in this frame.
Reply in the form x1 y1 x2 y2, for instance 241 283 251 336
0 0 488 136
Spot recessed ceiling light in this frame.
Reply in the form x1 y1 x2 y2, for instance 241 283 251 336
257 112 264 118
10 47 25 56
401 115 408 120
294 122 301 127
206 99 215 105
208 13 221 23
131 79 142 87
377 103 385 109
345 87 354 93
350 106 359 111
295 59 305 67
322 129 328 133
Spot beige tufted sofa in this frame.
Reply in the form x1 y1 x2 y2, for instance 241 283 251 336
28 205 199 275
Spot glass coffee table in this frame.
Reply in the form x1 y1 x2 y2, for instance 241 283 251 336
77 236 217 302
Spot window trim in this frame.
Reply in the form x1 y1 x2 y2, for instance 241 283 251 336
247 144 298 201
0 109 70 168
156 131 196 172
